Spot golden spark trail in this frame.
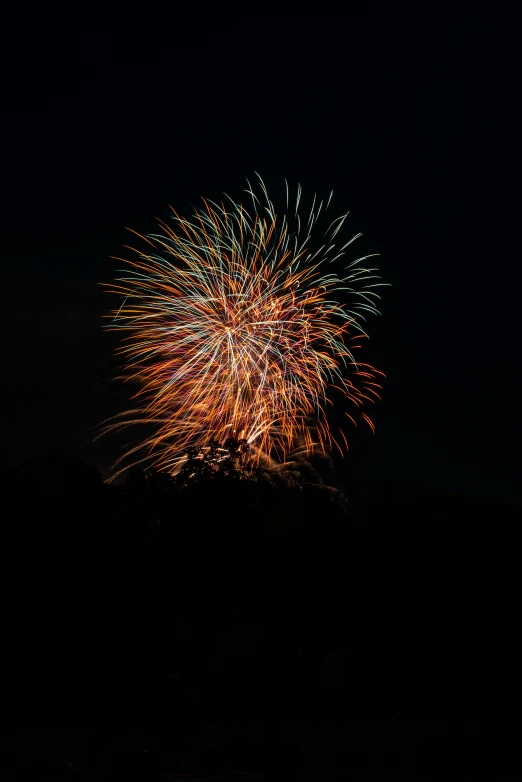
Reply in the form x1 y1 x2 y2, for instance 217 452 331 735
99 174 388 480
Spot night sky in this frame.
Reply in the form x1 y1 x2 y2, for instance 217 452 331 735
3 17 520 504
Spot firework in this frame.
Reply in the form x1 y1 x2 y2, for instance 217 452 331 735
100 174 387 480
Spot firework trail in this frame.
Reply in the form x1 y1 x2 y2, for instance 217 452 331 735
99 174 387 480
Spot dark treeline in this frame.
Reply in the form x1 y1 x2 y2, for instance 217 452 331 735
1 451 521 776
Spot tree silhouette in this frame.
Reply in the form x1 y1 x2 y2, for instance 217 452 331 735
4 444 522 773
176 433 253 486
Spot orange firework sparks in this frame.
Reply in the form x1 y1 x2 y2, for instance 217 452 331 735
99 175 387 480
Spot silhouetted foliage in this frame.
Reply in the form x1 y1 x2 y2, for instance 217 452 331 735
2 448 521 752
176 434 253 486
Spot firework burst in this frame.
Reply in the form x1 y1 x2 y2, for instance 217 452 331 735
99 174 387 480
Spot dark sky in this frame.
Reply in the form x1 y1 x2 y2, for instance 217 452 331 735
2 16 520 503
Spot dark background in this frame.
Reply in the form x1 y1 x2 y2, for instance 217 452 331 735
2 15 520 503
1 13 521 781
